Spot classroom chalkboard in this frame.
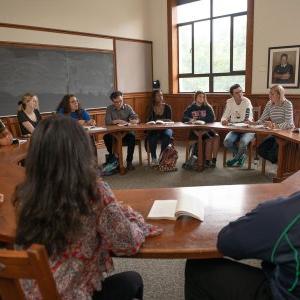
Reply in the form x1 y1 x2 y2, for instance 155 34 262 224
0 45 114 116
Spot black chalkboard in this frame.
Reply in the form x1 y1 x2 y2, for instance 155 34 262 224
0 46 114 116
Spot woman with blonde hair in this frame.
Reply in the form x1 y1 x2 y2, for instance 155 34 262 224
251 84 294 163
182 91 219 168
17 93 41 135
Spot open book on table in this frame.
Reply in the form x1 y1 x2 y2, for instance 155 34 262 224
83 126 107 132
147 199 204 221
229 122 249 127
146 120 175 125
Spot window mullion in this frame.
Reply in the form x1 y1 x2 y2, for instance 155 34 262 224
230 16 234 72
209 0 213 92
192 23 194 75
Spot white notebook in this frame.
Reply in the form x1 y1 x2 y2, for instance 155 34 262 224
229 122 249 127
147 199 204 221
146 120 175 125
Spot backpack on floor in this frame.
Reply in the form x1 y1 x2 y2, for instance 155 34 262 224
157 143 178 172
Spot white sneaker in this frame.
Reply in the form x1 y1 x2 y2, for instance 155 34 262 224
151 158 159 166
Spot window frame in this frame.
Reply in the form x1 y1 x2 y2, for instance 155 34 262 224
167 0 254 94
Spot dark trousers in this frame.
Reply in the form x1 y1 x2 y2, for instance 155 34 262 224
92 271 143 300
148 129 173 159
185 258 272 300
257 135 278 164
103 132 135 163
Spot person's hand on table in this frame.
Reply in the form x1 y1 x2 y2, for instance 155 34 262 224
245 120 256 125
264 121 277 129
129 118 139 125
78 120 86 126
221 119 229 126
0 194 4 203
88 119 96 126
112 119 127 125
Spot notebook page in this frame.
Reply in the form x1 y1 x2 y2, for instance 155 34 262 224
147 200 177 220
175 198 204 221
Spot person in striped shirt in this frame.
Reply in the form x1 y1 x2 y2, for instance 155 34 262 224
253 85 294 163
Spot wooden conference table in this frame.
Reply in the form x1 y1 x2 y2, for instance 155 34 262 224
3 123 300 181
194 122 300 182
104 122 205 174
102 122 300 181
1 161 299 258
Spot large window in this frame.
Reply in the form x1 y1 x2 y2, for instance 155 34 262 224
177 0 247 93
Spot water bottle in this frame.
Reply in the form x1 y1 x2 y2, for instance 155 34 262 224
245 107 250 121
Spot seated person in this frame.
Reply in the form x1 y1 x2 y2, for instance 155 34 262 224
147 89 173 166
249 84 294 164
0 119 13 146
56 94 96 126
14 116 161 299
104 91 139 171
17 93 41 136
273 53 294 84
221 84 254 167
185 190 300 300
182 91 219 168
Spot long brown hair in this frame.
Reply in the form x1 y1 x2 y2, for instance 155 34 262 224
14 116 98 255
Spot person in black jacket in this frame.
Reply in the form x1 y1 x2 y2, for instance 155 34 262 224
147 89 173 166
182 91 219 168
185 191 300 300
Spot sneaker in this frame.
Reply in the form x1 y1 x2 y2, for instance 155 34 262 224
236 154 247 167
226 158 238 167
204 160 211 168
126 162 135 171
151 158 159 166
211 158 217 168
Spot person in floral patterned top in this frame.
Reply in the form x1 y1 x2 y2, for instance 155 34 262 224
13 115 161 300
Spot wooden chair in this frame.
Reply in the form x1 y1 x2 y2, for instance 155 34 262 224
261 108 300 175
183 104 225 163
223 106 262 169
2 117 22 138
0 244 60 300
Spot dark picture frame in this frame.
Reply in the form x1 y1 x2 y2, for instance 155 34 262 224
267 46 300 88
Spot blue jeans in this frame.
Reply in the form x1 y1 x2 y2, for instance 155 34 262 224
223 131 255 159
148 129 173 159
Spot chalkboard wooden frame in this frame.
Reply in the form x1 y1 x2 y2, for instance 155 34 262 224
0 41 116 116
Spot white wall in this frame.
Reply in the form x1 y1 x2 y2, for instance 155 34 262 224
3 0 300 95
0 0 150 40
146 0 169 93
252 0 300 94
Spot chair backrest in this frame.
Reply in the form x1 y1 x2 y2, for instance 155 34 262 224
252 106 262 122
0 244 60 300
3 117 22 138
294 109 300 128
212 105 224 121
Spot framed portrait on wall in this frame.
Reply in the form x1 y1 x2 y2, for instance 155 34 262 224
267 46 300 88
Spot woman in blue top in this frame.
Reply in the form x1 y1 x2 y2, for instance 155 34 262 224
56 94 96 126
